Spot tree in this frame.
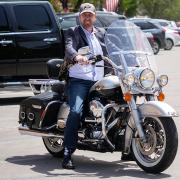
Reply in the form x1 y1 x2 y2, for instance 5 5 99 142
138 0 180 20
49 0 180 20
118 0 138 17
69 0 104 12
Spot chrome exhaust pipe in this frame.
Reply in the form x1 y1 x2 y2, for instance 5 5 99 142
18 125 64 138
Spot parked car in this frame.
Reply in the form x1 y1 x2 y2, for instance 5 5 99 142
164 27 180 49
57 13 158 54
57 11 126 30
0 1 64 87
151 19 180 49
176 21 180 28
145 32 159 54
129 18 166 52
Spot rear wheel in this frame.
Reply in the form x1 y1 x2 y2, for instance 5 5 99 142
43 137 64 157
132 117 178 173
152 41 160 54
164 39 174 50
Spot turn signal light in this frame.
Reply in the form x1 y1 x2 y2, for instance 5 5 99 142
157 92 165 101
123 92 132 102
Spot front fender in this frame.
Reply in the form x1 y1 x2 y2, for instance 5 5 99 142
138 101 178 118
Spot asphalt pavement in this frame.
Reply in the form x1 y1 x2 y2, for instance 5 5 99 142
0 47 180 180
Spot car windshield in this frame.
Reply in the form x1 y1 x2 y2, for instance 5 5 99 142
105 20 158 73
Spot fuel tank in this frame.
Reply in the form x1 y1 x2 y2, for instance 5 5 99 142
89 75 125 103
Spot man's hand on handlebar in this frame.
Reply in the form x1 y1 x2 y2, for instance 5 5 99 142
74 55 90 65
74 54 104 65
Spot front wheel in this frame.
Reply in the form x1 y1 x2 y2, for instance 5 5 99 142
43 137 64 157
132 117 178 173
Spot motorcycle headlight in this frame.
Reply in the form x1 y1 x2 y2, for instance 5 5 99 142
157 75 168 87
124 73 135 86
139 69 155 89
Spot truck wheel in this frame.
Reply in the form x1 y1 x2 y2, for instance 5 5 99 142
43 137 64 157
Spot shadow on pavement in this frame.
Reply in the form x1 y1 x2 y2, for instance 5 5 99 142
6 153 171 179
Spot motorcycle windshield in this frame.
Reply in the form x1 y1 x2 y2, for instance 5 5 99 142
105 20 158 74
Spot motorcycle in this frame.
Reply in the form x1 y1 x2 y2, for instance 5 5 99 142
18 20 178 173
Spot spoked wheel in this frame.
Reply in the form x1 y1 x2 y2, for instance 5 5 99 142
132 117 178 174
43 137 64 157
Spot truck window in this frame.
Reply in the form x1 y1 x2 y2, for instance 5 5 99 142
0 6 9 32
14 5 51 31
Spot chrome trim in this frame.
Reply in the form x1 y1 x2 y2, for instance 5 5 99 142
43 37 57 42
20 112 25 120
157 75 168 87
0 40 13 45
32 105 42 109
18 125 63 138
0 81 29 87
101 103 120 150
124 115 135 154
29 79 60 95
129 98 146 141
28 113 34 121
106 117 119 132
0 30 51 36
84 119 99 123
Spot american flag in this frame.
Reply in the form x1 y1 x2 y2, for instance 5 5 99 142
105 0 119 12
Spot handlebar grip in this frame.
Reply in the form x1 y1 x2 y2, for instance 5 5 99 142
89 55 104 65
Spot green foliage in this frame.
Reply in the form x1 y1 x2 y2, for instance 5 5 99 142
49 0 180 20
118 0 138 17
49 0 61 12
139 0 180 20
69 0 103 11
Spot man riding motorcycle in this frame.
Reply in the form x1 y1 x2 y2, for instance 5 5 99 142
62 3 110 169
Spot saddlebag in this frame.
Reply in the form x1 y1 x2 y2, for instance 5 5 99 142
19 92 62 129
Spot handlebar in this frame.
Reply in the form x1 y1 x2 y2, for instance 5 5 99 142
89 55 104 65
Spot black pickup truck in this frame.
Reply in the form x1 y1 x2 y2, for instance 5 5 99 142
0 1 64 86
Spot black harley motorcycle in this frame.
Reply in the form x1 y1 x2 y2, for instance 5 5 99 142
18 20 178 173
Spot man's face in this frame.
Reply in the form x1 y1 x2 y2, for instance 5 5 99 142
79 12 96 28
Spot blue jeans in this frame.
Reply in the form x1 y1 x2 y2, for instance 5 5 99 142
64 77 95 150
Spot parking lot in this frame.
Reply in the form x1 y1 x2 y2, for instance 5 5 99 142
0 47 180 180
